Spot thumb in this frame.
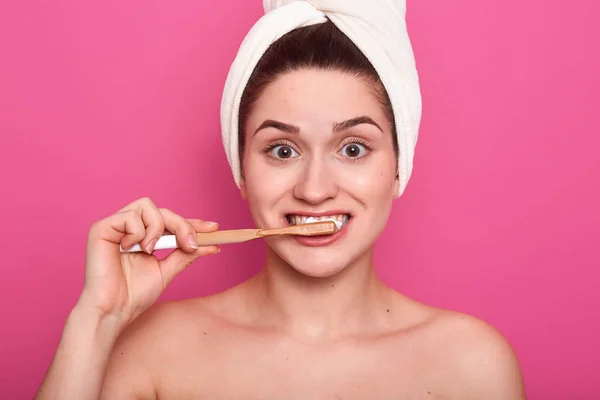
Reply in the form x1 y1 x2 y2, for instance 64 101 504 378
158 246 220 287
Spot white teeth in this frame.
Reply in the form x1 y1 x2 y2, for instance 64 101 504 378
305 216 344 230
287 214 350 229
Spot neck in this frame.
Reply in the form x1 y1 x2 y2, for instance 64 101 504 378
248 246 391 342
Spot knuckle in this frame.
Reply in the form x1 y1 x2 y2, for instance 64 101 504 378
155 208 168 221
157 208 173 224
123 209 140 220
151 212 166 230
158 207 171 216
141 197 156 207
178 222 192 236
162 209 185 228
154 219 166 233
88 220 102 236
89 219 101 230
185 220 196 233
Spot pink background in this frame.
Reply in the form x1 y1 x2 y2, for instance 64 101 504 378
1 0 599 398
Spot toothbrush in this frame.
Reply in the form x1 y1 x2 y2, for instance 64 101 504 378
120 221 339 253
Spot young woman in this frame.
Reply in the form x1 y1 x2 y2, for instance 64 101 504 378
36 7 526 400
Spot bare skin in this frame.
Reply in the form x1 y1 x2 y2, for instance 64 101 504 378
103 276 525 399
36 70 526 399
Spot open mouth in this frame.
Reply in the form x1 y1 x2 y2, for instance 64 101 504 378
285 214 351 230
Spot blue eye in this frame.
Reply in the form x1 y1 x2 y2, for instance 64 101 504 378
340 143 367 158
270 145 298 159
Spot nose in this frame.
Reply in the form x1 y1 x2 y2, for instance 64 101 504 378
293 155 339 205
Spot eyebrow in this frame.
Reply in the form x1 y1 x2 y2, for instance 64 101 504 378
254 116 383 136
333 116 383 134
254 120 300 136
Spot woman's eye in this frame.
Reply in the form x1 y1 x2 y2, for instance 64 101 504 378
270 145 298 159
340 143 367 158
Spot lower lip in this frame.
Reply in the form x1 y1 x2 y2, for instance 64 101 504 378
291 218 352 247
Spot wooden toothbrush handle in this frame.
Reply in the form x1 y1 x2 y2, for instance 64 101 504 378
258 226 298 236
195 229 259 245
259 222 337 237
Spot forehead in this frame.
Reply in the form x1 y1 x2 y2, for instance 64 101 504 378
248 69 387 128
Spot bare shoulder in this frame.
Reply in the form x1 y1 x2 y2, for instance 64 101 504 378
427 309 527 399
100 297 222 399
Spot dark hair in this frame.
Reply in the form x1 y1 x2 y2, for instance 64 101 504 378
238 20 397 167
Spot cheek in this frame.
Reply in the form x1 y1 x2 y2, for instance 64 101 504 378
242 152 295 212
338 157 397 201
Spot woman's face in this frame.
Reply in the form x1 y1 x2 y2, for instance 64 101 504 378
241 69 399 277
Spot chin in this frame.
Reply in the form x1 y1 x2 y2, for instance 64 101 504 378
266 238 368 279
287 254 348 278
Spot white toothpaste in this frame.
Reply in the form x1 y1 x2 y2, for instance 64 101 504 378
304 216 344 230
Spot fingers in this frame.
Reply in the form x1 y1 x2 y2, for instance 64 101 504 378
119 197 165 253
158 209 218 254
158 246 220 288
115 211 148 251
95 197 221 256
187 218 220 233
89 209 146 249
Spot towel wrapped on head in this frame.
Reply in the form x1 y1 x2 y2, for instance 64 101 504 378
221 0 421 196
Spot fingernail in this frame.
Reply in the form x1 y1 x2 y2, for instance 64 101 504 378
207 247 220 255
145 239 157 254
187 234 199 249
207 221 219 228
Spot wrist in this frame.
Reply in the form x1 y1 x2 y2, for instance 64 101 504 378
67 303 122 347
35 304 121 399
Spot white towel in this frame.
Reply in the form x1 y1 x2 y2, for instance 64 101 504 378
221 0 422 196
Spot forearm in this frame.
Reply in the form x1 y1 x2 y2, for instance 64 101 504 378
36 306 120 400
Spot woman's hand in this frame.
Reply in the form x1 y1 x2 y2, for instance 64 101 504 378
77 197 219 333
